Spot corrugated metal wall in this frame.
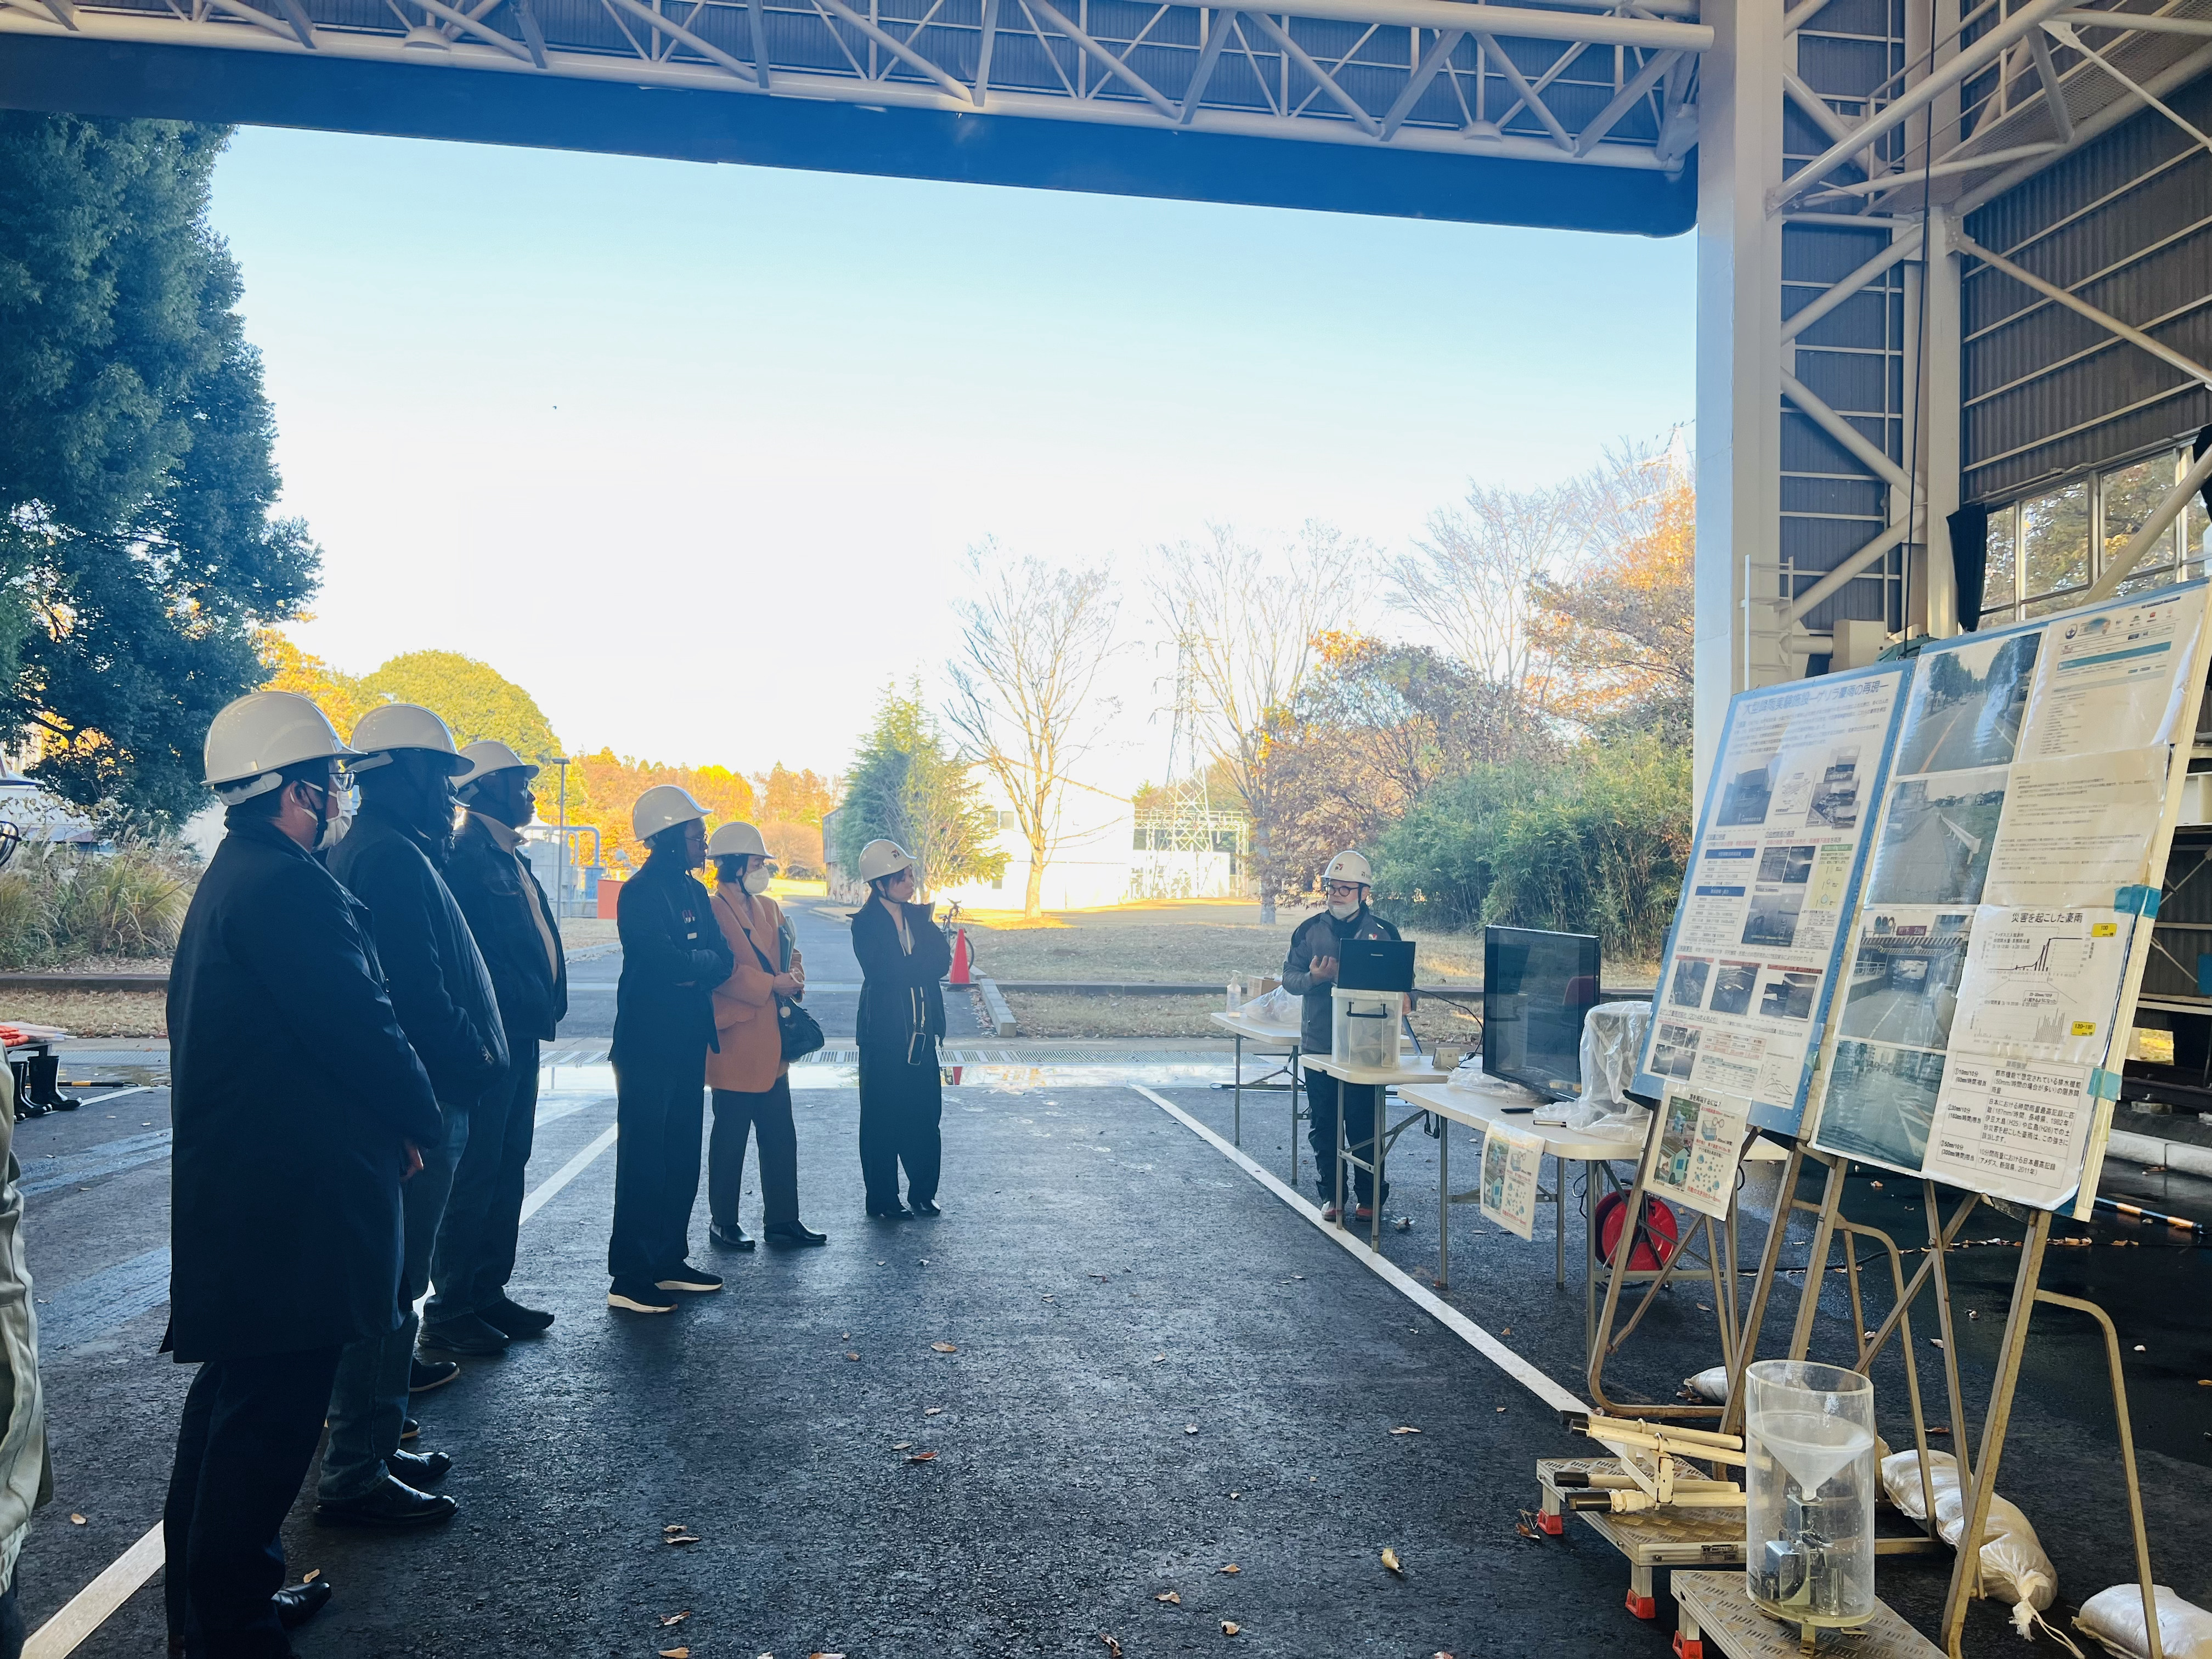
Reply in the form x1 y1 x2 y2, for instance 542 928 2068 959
1961 72 2212 503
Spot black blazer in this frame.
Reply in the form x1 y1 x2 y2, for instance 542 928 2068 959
851 899 952 1058
446 814 568 1046
166 818 444 1362
329 805 508 1104
611 852 734 1070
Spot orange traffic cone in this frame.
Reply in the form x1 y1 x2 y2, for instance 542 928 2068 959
950 926 973 986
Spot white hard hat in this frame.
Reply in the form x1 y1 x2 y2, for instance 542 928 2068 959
1323 849 1374 887
633 784 709 842
349 703 471 776
707 822 770 860
456 740 539 787
857 839 916 882
204 691 361 803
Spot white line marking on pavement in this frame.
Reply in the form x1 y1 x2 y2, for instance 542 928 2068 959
1130 1084 1587 1415
29 1113 622 1655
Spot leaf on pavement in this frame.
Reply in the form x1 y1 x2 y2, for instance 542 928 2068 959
68 1514 84 1525
1102 1636 1124 1658
1156 1592 1181 1604
1186 1425 1199 1435
932 1342 959 1353
660 1649 690 1657
906 1451 937 1463
1218 1565 1239 1575
845 1352 862 1362
1389 1426 1421 1436
1221 1621 1241 1636
925 1407 944 1415
302 1570 321 1584
1381 1548 1404 1575
659 1611 692 1626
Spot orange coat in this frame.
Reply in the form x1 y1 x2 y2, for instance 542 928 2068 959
705 887 801 1093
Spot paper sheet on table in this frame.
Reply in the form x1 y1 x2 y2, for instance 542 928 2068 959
1950 906 2132 1064
1647 1083 1752 1220
1982 746 2168 907
2017 587 2206 761
1921 1053 2099 1210
1479 1119 1545 1240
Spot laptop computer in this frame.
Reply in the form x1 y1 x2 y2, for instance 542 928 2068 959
1337 938 1415 993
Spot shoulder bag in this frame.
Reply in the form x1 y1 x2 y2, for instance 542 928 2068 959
720 894 826 1062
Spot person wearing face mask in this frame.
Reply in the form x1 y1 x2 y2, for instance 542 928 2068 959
703 823 826 1251
316 704 506 1531
606 787 737 1313
849 840 952 1220
1281 850 1401 1224
428 742 568 1350
162 693 443 1655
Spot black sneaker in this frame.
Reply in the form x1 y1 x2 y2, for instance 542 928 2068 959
408 1357 460 1393
482 1295 555 1338
417 1314 509 1357
608 1281 679 1313
654 1263 724 1294
911 1198 942 1217
314 1475 458 1529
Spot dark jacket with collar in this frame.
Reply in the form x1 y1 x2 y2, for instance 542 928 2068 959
446 812 568 1046
1281 905 1403 1053
166 817 444 1362
328 803 508 1106
612 851 735 1071
851 899 952 1060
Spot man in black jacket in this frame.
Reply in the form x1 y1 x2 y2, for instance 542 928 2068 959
607 786 735 1313
429 741 567 1347
1282 850 1402 1224
163 692 443 1657
318 704 505 1530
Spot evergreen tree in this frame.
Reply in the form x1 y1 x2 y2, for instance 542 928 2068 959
837 684 1004 896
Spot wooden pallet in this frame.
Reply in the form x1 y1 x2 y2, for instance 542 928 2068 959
1536 1458 1747 1619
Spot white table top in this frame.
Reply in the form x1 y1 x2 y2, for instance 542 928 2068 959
1207 1009 1303 1044
1398 1081 1650 1163
1302 1052 1449 1087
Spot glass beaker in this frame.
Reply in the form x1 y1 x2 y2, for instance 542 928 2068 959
1744 1359 1876 1628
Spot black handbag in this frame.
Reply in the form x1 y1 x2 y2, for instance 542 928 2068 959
720 894 826 1062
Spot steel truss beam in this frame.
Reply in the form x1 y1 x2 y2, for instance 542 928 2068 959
0 0 1711 168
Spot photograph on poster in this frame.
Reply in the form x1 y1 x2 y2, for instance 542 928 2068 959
1805 745 1867 830
1838 909 1972 1048
1757 967 1821 1020
1953 907 2132 1064
1709 961 1759 1015
1743 889 1805 947
1670 957 1713 1009
1718 753 1780 826
1816 1040 1946 1168
1892 629 2040 776
1759 844 1818 884
1866 769 2008 905
2018 586 2207 761
1652 1023 1701 1078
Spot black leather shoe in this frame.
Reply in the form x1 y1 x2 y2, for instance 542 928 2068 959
866 1205 912 1221
911 1199 942 1217
408 1358 459 1393
483 1295 554 1338
418 1314 509 1357
314 1475 458 1529
387 1447 452 1488
709 1222 756 1251
273 1579 332 1630
764 1221 828 1246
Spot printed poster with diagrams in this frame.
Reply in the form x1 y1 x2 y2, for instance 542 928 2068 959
1479 1119 1544 1240
1647 1082 1753 1220
1636 662 1910 1131
1810 583 2209 1210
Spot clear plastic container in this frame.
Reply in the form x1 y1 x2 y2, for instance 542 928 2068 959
1330 989 1400 1069
1745 1359 1877 1629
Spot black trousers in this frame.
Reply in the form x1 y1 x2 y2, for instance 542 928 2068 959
710 1076 799 1230
427 1037 540 1324
857 1044 941 1210
0 1567 25 1659
163 1344 345 1658
1305 1069 1387 1207
608 1054 707 1284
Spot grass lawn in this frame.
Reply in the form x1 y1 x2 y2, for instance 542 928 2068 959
1001 988 1486 1045
0 992 167 1037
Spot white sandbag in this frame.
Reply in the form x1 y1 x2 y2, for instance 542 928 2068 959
2075 1585 2212 1659
1684 1365 1729 1403
1878 1451 2056 1612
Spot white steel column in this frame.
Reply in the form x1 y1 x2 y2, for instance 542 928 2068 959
1916 208 1962 636
1694 0 1785 794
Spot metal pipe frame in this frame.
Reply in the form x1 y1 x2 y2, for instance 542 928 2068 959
0 0 1709 165
1951 227 2212 392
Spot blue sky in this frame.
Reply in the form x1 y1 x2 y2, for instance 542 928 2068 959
210 125 1695 786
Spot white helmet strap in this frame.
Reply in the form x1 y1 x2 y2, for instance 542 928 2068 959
215 770 285 805
347 751 397 774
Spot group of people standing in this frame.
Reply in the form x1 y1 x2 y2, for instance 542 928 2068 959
155 687 957 1657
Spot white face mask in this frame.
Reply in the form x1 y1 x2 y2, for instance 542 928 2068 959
306 779 354 853
1327 897 1361 921
741 864 774 895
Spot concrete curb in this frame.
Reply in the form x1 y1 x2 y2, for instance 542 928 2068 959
971 975 1018 1038
0 974 168 994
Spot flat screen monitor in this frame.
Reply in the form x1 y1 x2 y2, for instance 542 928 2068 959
1483 926 1601 1100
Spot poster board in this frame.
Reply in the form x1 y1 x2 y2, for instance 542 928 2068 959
1805 583 2211 1212
1479 1120 1544 1240
1647 1082 1753 1220
1636 662 1911 1131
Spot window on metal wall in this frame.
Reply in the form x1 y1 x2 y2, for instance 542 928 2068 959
1978 448 2210 627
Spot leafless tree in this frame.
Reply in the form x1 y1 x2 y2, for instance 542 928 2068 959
1384 481 1580 699
1148 521 1367 923
944 541 1123 920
